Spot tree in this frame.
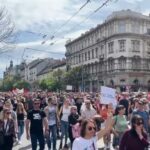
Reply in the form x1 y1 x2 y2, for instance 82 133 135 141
2 75 14 91
64 66 82 91
53 69 65 90
39 79 47 90
2 75 31 91
39 69 65 92
0 7 14 52
13 80 31 90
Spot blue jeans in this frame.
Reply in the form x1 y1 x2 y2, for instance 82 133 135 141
18 120 24 141
60 120 69 144
46 124 57 150
30 133 45 150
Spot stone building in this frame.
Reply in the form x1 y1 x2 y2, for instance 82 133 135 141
65 10 150 92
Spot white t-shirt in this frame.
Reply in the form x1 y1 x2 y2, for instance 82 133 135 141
48 106 57 126
72 136 98 150
61 106 71 122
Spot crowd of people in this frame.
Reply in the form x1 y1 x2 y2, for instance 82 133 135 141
0 90 149 150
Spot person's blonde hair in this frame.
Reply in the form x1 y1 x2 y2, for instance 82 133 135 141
16 102 26 115
2 108 12 120
4 100 13 110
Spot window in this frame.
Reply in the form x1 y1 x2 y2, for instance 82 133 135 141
108 42 114 54
147 42 150 54
131 40 140 52
108 23 114 35
118 40 126 52
131 22 140 33
91 64 94 73
79 54 81 63
132 58 141 70
100 45 104 55
119 58 126 69
82 53 84 62
88 37 90 45
108 59 114 71
85 52 87 61
95 48 98 58
88 51 90 60
118 21 126 33
147 29 150 35
92 49 94 59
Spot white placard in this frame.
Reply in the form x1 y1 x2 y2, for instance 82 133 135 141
66 85 72 91
101 86 117 106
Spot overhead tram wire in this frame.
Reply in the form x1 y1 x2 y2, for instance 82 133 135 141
20 47 65 64
51 0 91 36
47 0 113 46
25 31 47 38
41 0 91 44
24 47 65 55
14 0 92 46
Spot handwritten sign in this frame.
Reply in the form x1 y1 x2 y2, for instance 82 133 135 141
101 86 117 106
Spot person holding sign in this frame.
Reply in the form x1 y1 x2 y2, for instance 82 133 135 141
72 117 112 150
100 103 114 150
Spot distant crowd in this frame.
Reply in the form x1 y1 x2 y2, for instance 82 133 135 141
0 90 150 150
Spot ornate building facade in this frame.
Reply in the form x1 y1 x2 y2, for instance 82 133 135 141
65 10 150 92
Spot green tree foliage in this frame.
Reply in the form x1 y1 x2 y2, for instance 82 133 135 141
13 80 31 90
2 75 14 91
64 66 82 91
2 75 30 91
39 69 65 91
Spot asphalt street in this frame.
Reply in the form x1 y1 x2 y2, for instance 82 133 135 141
12 132 110 150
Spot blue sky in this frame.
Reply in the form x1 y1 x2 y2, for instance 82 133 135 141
0 0 150 78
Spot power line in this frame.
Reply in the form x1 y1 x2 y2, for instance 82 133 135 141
47 0 113 46
42 0 91 44
25 31 47 38
25 47 65 55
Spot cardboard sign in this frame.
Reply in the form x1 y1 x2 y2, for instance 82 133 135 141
101 86 117 106
66 85 72 91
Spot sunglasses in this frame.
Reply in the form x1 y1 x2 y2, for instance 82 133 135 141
86 103 91 105
136 122 144 125
34 103 40 105
88 126 96 131
6 112 11 114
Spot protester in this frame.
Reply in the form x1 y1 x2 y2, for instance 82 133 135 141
119 115 149 150
25 98 49 150
112 105 129 150
16 101 27 144
3 100 18 142
81 100 97 119
59 98 71 149
119 93 129 116
68 105 80 148
0 108 16 150
44 97 59 150
0 89 150 150
132 99 150 132
72 117 112 150
100 103 114 150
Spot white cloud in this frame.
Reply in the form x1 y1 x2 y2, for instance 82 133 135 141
124 0 143 3
1 0 71 31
